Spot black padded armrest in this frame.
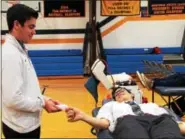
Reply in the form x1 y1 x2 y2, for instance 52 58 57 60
154 86 185 96
92 107 100 117
92 107 113 138
97 129 114 139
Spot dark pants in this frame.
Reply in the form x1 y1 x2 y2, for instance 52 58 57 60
153 73 185 88
2 123 40 139
112 114 183 139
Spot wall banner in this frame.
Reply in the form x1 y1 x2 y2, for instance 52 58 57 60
44 0 85 17
101 0 140 16
149 0 185 15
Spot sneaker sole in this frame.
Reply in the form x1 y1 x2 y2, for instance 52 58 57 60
136 71 146 87
141 73 151 89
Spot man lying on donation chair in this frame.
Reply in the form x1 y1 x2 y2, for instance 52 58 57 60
65 59 185 138
65 86 185 139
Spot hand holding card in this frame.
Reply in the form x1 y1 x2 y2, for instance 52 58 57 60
56 104 69 111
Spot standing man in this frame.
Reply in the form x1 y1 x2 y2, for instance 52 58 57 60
2 4 61 138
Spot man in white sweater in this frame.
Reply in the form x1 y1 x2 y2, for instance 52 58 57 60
2 4 61 138
66 86 185 138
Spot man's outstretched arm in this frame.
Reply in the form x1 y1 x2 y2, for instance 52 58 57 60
66 107 110 129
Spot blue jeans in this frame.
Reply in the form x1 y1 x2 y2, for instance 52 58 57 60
153 73 185 88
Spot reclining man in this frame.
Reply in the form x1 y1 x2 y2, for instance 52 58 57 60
137 71 185 89
65 86 185 139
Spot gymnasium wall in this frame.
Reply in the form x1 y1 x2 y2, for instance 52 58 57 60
1 0 185 50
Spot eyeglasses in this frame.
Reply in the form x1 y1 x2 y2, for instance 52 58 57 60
114 88 126 98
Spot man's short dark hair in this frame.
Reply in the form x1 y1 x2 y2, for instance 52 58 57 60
7 4 38 31
112 86 132 100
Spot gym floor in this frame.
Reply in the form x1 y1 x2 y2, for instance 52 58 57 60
1 76 185 138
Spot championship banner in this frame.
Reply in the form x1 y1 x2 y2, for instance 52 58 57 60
44 0 85 17
149 0 185 15
101 0 140 16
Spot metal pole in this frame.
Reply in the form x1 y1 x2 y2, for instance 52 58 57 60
89 0 97 68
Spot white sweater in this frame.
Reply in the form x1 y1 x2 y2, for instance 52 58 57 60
2 34 45 133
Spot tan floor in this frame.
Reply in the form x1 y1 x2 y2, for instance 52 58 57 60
1 76 184 138
39 77 107 138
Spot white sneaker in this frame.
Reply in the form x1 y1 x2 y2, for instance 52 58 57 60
136 71 146 87
141 73 152 89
